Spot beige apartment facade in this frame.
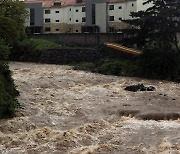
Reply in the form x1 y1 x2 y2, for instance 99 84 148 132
25 0 151 34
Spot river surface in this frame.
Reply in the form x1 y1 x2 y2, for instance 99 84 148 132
0 62 179 154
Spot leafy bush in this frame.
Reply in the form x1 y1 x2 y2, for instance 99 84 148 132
74 62 96 71
97 58 138 76
0 39 10 60
73 58 138 76
138 49 180 80
11 38 62 62
97 59 123 76
0 40 19 118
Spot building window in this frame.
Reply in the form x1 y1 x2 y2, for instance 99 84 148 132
119 17 122 21
82 17 86 22
132 3 134 7
30 8 35 26
56 29 59 31
82 7 86 12
76 19 79 22
70 8 71 11
56 20 60 22
55 11 59 13
109 27 115 32
45 27 51 32
54 2 61 6
109 16 114 21
69 18 71 21
45 18 51 23
76 29 79 32
76 0 82 3
109 5 114 10
119 6 122 9
76 9 78 12
45 9 50 14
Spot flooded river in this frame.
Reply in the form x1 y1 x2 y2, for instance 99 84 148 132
0 62 179 154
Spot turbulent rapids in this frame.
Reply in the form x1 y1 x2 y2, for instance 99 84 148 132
0 62 179 154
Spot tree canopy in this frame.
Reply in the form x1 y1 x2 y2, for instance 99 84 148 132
124 0 180 53
0 0 28 44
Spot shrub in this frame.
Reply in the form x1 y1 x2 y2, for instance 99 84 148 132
0 40 19 118
11 38 61 62
97 59 123 76
97 58 138 76
138 49 180 80
74 58 138 76
74 62 96 71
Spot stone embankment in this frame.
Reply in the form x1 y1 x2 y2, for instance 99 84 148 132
11 48 102 64
10 45 135 65
0 62 179 154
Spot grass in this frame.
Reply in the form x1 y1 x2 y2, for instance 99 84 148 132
18 38 94 51
18 38 61 51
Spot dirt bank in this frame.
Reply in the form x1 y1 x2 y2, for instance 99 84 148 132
0 62 179 154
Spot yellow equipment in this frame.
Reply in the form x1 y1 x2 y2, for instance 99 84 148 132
105 43 141 56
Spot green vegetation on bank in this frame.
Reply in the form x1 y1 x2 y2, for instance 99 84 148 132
16 38 61 51
74 53 180 81
11 37 180 81
122 0 180 81
15 38 94 51
138 48 180 80
0 40 19 118
74 58 138 77
0 0 27 118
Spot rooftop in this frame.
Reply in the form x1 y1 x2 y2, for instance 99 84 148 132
24 0 129 8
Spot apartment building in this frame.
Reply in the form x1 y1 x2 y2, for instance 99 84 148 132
25 0 151 34
43 0 86 33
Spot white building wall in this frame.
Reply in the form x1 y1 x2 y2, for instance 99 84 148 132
108 0 137 22
71 6 86 24
107 0 152 22
65 6 73 24
43 6 85 24
25 8 30 26
43 8 63 23
137 0 152 12
43 7 67 24
42 0 152 33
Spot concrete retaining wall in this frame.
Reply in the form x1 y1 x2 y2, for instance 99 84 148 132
30 33 123 46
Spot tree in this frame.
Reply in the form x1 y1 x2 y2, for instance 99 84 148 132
124 0 180 54
0 39 19 118
0 17 19 44
0 0 28 44
0 0 27 118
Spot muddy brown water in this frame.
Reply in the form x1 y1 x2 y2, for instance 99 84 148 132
0 62 179 154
